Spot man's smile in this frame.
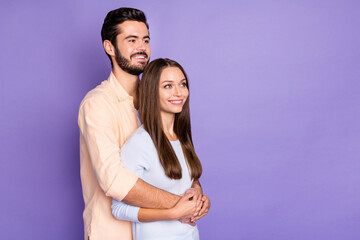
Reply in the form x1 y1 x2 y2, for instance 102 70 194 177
131 52 148 61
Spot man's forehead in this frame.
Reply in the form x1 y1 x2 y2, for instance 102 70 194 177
117 20 149 37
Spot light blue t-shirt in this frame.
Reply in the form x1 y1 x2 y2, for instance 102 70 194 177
111 126 199 240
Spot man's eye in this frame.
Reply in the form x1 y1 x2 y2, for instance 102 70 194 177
144 39 149 43
129 39 135 42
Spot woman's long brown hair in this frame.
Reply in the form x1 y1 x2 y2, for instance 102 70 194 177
139 58 202 180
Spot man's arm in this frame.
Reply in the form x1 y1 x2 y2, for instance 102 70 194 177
191 179 203 194
123 178 179 209
79 97 179 209
112 192 196 222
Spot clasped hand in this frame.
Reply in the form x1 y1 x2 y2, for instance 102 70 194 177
174 188 210 226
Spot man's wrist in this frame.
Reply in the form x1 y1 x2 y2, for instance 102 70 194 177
191 180 203 194
169 194 181 208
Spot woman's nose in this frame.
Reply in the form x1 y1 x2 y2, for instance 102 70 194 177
173 86 181 96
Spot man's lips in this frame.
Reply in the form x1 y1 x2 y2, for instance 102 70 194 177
131 52 148 61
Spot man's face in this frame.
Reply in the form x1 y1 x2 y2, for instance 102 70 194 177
114 21 151 75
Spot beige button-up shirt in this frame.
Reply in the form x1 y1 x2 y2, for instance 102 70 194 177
78 72 139 240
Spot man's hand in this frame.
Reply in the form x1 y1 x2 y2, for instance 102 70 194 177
178 217 196 226
177 186 210 224
192 194 210 222
185 188 203 213
177 187 202 225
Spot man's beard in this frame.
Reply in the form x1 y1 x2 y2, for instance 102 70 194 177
115 47 149 76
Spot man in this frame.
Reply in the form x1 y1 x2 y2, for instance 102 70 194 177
78 8 209 240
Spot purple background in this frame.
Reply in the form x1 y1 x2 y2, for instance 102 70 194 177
1 0 359 239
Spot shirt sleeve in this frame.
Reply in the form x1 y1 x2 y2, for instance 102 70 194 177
78 95 138 201
111 198 140 222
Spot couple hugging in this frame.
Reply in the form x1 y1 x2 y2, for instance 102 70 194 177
78 7 210 240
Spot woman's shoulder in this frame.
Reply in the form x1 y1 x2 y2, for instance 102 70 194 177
122 125 154 150
120 126 155 170
129 125 152 143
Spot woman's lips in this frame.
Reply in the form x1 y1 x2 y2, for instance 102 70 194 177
169 100 183 105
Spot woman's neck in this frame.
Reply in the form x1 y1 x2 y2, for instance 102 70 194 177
161 112 177 141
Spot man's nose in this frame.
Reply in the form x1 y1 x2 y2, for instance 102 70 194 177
136 41 146 51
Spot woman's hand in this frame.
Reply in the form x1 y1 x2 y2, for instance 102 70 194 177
184 187 203 214
177 187 203 225
170 191 198 220
192 194 210 221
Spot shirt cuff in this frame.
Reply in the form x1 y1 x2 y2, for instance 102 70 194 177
128 206 140 223
106 166 138 201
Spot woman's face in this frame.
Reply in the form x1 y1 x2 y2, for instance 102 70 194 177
158 67 189 117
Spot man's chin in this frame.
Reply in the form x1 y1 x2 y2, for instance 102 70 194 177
133 61 147 67
125 67 145 76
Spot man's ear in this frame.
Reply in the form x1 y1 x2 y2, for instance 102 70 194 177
103 40 115 57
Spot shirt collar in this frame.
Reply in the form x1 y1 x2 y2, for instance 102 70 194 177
107 71 133 102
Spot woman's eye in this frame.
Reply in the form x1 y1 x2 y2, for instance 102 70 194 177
164 84 171 89
180 82 187 87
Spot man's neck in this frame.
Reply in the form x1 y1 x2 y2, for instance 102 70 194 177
112 65 139 104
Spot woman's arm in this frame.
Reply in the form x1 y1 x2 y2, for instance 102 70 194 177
112 199 140 222
112 191 198 222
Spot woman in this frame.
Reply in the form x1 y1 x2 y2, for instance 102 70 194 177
111 58 204 240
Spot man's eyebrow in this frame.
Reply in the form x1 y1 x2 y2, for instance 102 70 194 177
124 35 150 40
125 35 139 39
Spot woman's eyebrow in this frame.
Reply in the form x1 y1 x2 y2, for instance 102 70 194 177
161 79 186 83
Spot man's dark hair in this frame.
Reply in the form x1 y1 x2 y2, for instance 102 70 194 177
101 7 149 65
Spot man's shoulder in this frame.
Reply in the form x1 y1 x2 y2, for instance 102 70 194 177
79 80 116 108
